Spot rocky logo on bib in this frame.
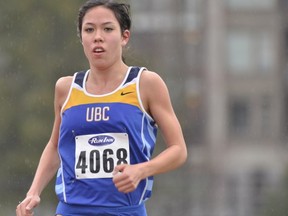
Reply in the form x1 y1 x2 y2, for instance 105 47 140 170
75 133 130 179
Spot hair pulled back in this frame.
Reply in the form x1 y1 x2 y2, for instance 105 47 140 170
77 0 131 39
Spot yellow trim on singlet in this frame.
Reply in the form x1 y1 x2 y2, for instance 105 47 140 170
63 84 140 112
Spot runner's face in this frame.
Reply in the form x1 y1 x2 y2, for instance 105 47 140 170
81 6 129 69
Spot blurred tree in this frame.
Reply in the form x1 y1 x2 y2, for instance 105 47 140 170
261 169 288 216
0 0 87 207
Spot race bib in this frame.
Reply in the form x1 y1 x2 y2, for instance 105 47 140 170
75 133 130 179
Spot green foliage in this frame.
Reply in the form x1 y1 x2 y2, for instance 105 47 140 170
0 0 87 207
261 170 288 216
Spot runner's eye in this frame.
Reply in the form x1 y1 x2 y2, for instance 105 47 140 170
104 27 113 32
84 27 94 33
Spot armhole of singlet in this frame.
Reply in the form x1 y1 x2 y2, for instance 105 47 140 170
136 67 156 122
60 72 79 115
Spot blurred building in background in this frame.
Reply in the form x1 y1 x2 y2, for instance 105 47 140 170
131 0 288 215
202 0 287 216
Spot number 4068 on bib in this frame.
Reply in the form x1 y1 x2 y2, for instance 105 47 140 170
74 133 130 179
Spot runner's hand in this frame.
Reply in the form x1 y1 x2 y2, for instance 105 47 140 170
16 195 40 216
113 164 143 193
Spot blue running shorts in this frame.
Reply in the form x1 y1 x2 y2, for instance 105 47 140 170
55 201 147 216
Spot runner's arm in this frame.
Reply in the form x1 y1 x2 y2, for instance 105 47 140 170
16 77 72 215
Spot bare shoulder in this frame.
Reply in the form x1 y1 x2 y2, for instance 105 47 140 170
55 76 73 91
141 70 163 81
140 70 167 90
140 70 170 113
55 76 74 108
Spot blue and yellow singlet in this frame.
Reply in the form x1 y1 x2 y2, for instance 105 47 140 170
55 66 157 211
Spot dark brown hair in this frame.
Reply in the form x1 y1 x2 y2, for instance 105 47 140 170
77 0 131 40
